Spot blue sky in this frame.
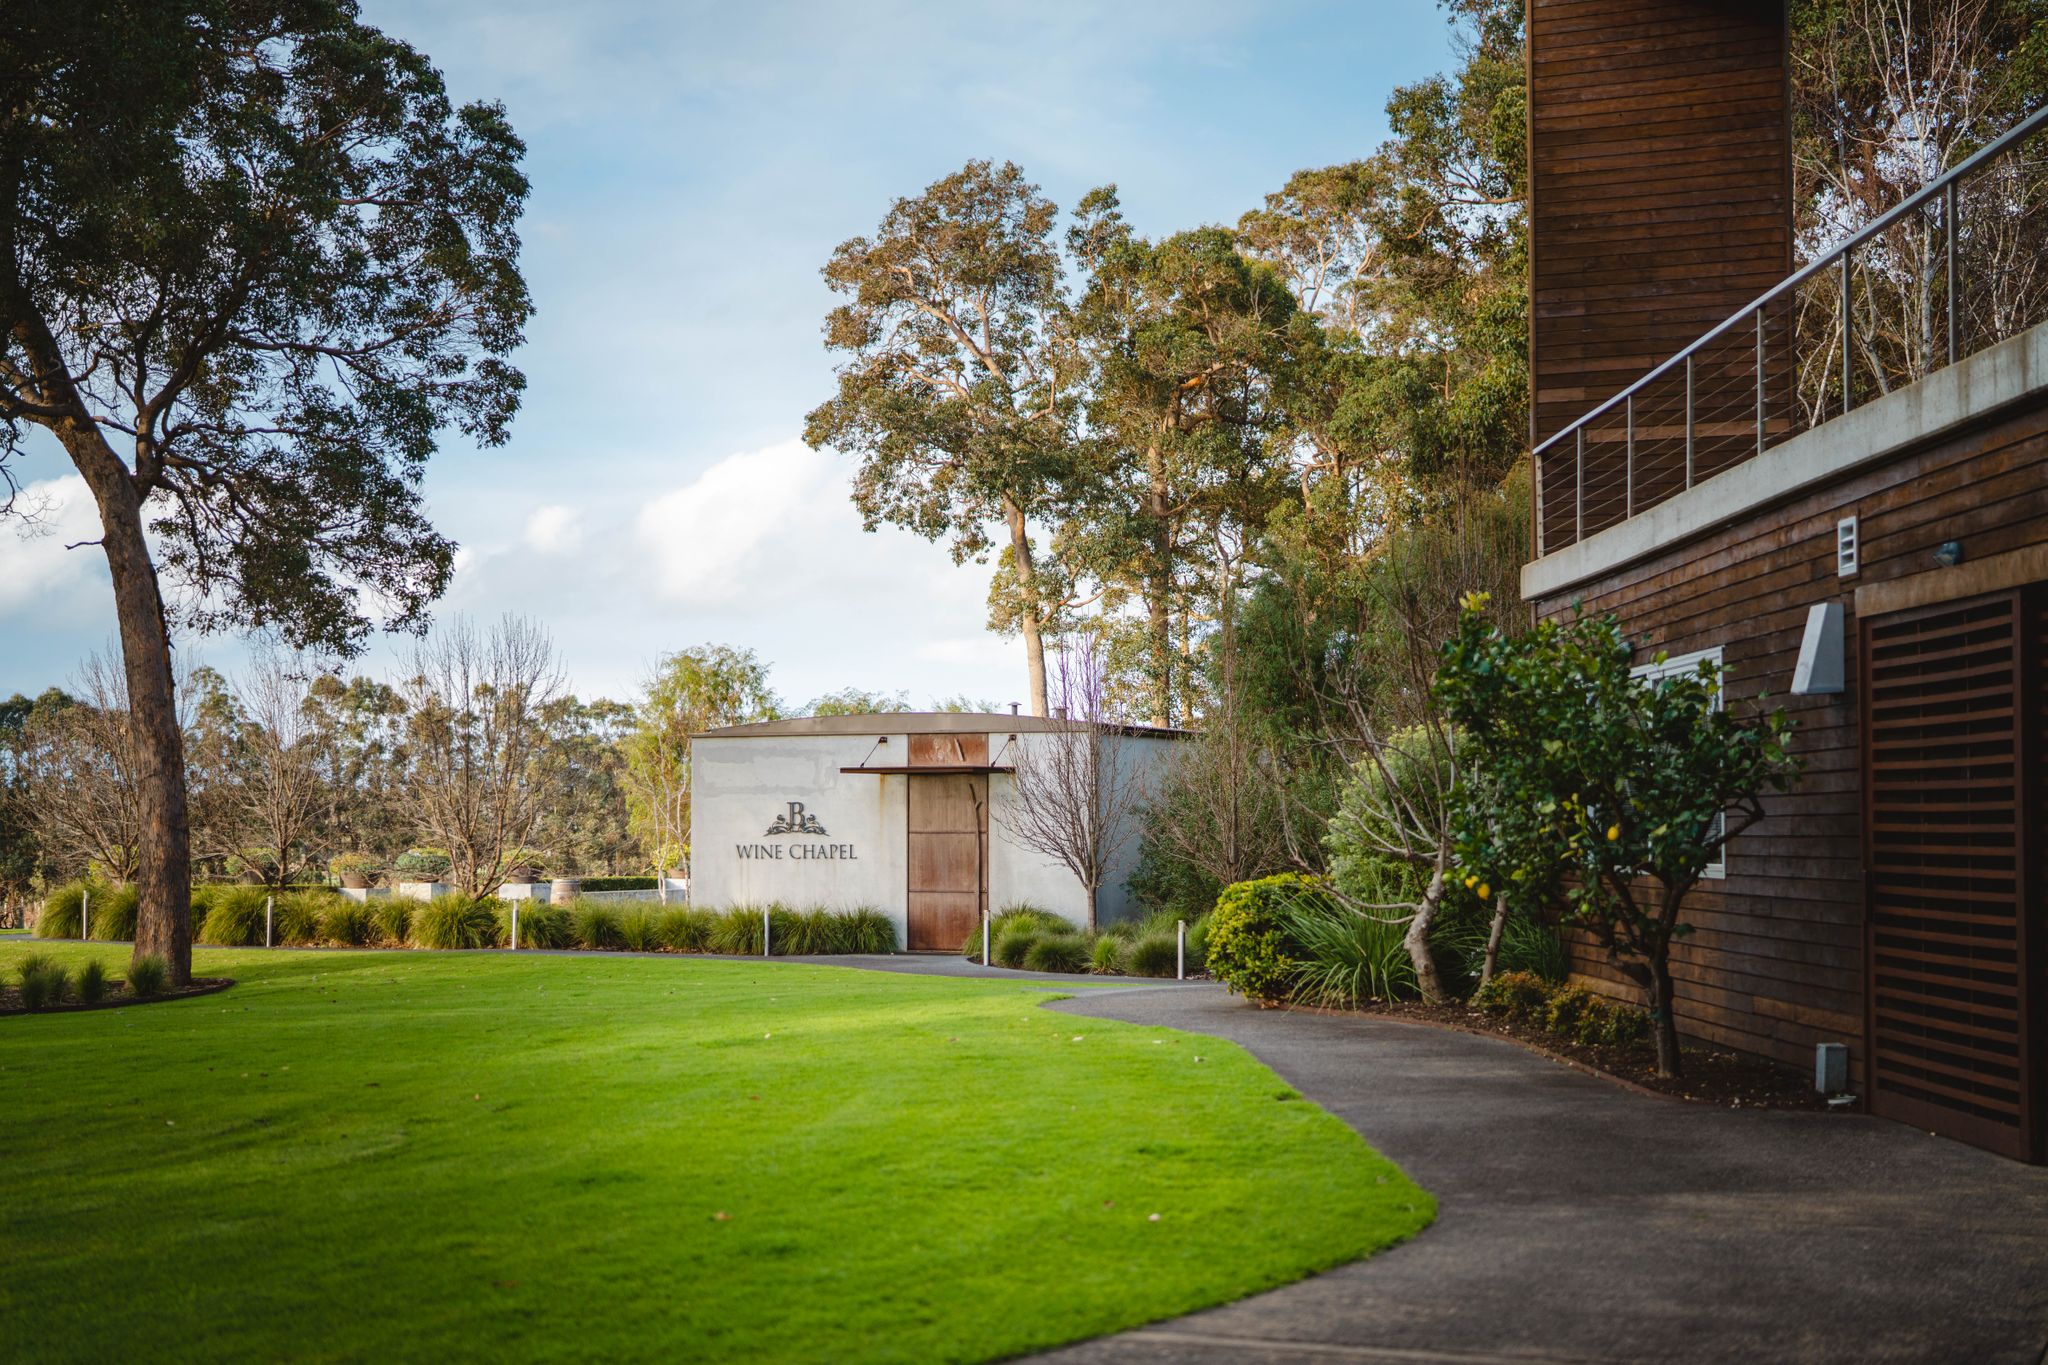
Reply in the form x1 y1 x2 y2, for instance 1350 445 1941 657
0 0 1454 707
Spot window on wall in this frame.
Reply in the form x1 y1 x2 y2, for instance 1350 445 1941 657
1631 646 1727 879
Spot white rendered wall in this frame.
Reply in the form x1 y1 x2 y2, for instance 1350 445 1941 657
694 726 1186 945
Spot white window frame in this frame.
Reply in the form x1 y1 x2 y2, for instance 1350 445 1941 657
1631 646 1727 879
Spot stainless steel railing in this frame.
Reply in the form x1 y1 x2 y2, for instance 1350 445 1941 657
1534 103 2048 556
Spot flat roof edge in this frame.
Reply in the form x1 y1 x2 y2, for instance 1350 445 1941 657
1521 319 2048 603
696 712 1191 739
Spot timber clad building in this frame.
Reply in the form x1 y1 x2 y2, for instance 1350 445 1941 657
1522 1 2048 1159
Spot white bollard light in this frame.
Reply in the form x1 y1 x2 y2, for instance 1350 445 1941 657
266 894 274 949
81 889 90 942
511 901 519 951
762 906 771 958
982 914 990 967
1177 920 1186 980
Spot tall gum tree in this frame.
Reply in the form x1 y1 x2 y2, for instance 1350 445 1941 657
0 2 531 982
805 160 1082 718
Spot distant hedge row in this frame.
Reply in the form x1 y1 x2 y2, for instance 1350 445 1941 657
35 880 894 956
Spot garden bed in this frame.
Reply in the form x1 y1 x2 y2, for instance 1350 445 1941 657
1 976 234 1018
1326 997 1834 1111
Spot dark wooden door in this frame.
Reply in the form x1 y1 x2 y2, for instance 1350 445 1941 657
907 774 986 951
1861 587 2043 1162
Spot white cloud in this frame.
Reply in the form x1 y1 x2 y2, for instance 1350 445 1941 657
0 475 108 618
523 504 584 553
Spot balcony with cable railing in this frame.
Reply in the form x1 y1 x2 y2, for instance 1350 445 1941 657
1533 105 2048 559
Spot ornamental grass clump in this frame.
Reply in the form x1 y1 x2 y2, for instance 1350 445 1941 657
1284 895 1415 1007
839 907 896 954
196 887 270 946
654 908 713 952
370 898 414 946
992 921 1038 969
16 952 68 1009
618 909 660 953
709 907 763 955
274 892 328 946
1089 935 1124 974
36 881 135 939
319 901 375 947
126 954 168 1000
411 894 500 950
74 959 109 1004
1022 932 1090 974
573 903 625 951
1124 932 1179 979
500 901 572 950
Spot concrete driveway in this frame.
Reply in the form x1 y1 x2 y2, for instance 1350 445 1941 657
1035 983 2048 1365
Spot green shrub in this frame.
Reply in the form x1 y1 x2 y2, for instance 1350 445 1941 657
1470 969 1552 1025
393 847 451 881
1285 895 1415 1008
1022 932 1090 973
1125 932 1180 979
1207 873 1322 1004
993 921 1040 969
319 901 375 947
74 958 109 1004
1544 984 1595 1037
709 907 764 955
411 894 501 950
126 954 168 999
653 907 713 952
577 876 657 893
17 952 67 1009
274 892 327 946
1576 995 1650 1048
1089 935 1124 974
370 898 414 946
573 902 625 950
196 887 269 946
618 908 661 952
839 907 896 954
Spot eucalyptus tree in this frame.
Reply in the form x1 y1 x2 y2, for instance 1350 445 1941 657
622 645 780 876
1067 193 1301 727
805 159 1085 717
0 2 531 980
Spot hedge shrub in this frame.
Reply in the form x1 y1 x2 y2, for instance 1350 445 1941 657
1207 873 1324 1004
576 876 658 893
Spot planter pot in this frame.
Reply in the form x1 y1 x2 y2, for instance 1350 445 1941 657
340 872 369 890
550 877 583 907
504 866 539 884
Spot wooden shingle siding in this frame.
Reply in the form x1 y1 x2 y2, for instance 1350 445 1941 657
1529 0 1792 550
1537 394 2048 1084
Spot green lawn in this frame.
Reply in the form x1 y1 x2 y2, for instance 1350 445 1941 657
0 943 1431 1363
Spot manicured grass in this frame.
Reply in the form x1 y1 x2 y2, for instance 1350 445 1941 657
0 942 1432 1363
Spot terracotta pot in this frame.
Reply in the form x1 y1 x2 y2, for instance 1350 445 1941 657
340 872 369 890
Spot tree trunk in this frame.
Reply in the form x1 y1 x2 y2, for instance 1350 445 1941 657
1479 892 1507 988
72 441 193 985
1145 438 1173 728
1003 498 1049 717
1647 947 1683 1078
1405 864 1447 1004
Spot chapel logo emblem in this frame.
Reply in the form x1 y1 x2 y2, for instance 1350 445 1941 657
765 800 827 837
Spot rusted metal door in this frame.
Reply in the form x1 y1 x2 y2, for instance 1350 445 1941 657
907 774 986 951
1861 586 2043 1162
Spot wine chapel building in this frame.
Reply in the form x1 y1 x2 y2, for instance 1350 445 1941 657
689 713 1184 952
1521 1 2047 1160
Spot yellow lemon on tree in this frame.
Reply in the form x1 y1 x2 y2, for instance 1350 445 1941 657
1606 824 1620 841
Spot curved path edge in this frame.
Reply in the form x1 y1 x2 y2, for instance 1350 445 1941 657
1027 983 2048 1365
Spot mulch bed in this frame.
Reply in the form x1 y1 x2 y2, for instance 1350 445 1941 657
0 977 235 1018
1303 998 1837 1112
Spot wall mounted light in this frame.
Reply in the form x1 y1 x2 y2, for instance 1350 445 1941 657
1935 540 1964 568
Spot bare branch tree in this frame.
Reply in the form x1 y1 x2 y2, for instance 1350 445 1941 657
1000 642 1153 932
400 616 563 897
20 652 170 883
233 653 324 887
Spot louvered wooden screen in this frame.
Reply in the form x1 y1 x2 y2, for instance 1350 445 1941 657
1861 588 2042 1162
